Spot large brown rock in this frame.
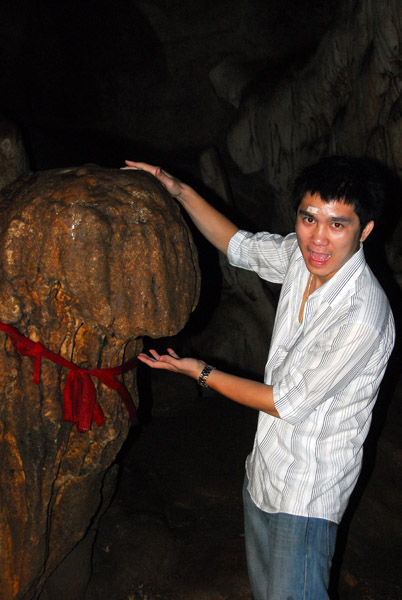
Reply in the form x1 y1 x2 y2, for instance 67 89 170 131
0 165 200 600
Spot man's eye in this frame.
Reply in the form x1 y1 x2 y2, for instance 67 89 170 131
304 216 315 223
332 222 343 229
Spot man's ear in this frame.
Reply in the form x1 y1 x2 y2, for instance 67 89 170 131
360 220 374 242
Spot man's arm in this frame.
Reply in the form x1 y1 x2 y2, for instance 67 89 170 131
123 161 239 256
137 348 280 418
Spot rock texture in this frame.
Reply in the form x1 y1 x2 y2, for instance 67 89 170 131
0 165 200 600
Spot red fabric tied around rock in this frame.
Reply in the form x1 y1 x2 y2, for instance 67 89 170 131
63 369 106 433
0 322 138 432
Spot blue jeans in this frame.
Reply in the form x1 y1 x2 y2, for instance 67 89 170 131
243 476 337 600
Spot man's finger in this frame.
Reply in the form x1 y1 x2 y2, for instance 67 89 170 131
167 348 180 359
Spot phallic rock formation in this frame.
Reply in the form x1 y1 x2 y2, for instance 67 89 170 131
0 165 200 600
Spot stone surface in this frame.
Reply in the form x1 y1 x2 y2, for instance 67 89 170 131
209 57 256 109
0 165 200 600
0 119 29 190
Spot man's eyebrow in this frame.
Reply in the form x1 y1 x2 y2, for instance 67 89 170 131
327 216 352 223
299 209 352 223
299 209 315 217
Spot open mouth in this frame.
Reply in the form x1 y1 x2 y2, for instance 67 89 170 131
308 250 332 265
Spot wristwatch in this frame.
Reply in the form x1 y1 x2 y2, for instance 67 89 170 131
198 364 216 388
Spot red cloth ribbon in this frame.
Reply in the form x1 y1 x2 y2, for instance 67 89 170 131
0 322 138 432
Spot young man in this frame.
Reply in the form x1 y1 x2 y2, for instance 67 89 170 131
123 156 395 599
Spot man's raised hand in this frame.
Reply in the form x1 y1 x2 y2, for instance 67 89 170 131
122 160 185 199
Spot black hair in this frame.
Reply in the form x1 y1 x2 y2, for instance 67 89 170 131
292 156 386 230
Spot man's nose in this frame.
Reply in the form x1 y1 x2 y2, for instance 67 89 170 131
311 224 328 246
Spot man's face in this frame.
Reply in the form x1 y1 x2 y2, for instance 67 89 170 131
295 192 374 286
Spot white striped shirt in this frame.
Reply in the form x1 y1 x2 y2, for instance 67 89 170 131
227 230 395 523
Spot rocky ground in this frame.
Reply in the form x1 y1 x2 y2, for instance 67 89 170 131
83 361 402 600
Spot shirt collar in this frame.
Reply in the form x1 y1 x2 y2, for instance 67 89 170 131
311 243 367 307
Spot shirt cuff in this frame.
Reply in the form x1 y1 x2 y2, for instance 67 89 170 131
227 230 254 269
272 384 299 425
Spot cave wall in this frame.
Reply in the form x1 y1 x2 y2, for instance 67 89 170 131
227 0 402 228
0 0 338 168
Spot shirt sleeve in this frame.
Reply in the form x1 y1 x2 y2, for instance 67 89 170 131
227 230 299 284
273 319 394 425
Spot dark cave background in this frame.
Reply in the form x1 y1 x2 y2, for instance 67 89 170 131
1 1 401 599
0 0 339 169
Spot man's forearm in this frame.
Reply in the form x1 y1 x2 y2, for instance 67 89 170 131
176 183 239 256
137 348 279 418
203 368 279 418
